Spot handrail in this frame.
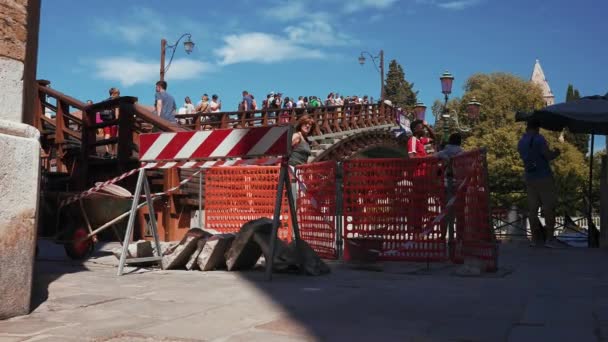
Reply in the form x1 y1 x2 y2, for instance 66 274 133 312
175 102 398 135
35 80 188 188
134 103 188 132
38 83 88 111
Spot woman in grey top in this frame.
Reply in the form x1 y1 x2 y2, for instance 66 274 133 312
289 115 314 166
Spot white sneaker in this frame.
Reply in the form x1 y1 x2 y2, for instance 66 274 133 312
544 238 565 249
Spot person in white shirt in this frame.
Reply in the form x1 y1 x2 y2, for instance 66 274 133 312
184 96 195 114
296 96 304 108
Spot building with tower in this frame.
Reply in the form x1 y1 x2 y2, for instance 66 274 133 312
530 59 555 106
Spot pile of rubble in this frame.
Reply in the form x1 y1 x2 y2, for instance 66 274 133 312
113 218 330 276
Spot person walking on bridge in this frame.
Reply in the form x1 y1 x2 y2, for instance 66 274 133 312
154 80 176 123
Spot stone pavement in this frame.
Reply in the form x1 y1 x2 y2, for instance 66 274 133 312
1 240 608 341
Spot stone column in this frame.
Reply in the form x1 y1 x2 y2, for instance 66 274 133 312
0 0 42 318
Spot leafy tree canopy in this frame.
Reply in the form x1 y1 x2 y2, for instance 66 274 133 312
454 73 588 213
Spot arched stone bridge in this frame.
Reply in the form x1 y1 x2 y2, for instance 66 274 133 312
173 104 406 163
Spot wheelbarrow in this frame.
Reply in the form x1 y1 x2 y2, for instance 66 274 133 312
51 184 151 259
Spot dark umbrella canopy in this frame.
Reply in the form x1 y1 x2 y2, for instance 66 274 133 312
516 94 608 248
516 94 608 134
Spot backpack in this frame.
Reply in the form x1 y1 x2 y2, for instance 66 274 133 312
100 97 115 121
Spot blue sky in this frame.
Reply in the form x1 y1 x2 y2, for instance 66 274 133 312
38 0 607 150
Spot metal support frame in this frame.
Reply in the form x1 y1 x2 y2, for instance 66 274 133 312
117 169 163 276
445 159 455 259
335 162 344 259
265 159 304 281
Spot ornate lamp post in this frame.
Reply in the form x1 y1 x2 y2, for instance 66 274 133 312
160 33 195 81
435 70 482 144
440 71 455 143
413 102 427 121
358 50 385 102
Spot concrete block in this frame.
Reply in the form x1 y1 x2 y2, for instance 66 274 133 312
162 228 210 270
252 231 292 272
185 239 206 270
225 218 273 271
153 241 177 256
0 119 40 319
112 240 153 260
285 239 330 276
197 233 235 271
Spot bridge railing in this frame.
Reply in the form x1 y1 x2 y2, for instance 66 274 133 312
35 80 187 188
175 103 398 135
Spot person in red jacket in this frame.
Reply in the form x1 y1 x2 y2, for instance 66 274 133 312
407 119 435 158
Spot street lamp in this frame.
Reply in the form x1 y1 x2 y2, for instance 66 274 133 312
440 70 455 143
160 33 195 81
436 71 482 141
413 102 427 121
358 50 385 102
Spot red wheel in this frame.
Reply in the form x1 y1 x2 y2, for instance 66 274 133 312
64 227 94 260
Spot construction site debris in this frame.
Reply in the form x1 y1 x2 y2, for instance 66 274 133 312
225 218 273 271
197 233 236 271
185 240 206 270
112 240 153 260
162 228 210 270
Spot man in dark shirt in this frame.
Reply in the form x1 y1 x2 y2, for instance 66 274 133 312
517 119 561 248
154 80 177 122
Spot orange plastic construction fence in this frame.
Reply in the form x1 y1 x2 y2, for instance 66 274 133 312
294 161 338 259
342 157 448 261
450 150 497 271
204 166 292 241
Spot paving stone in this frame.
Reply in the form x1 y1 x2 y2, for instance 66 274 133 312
0 318 64 335
225 218 273 271
43 314 154 340
520 296 593 325
0 336 27 342
255 317 314 337
508 325 597 342
196 234 235 271
43 294 121 310
226 330 314 342
130 300 283 341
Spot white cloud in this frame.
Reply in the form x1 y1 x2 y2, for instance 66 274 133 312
416 0 482 10
436 0 480 10
284 20 356 46
93 7 207 45
344 0 399 13
93 57 212 86
215 33 325 65
263 0 309 21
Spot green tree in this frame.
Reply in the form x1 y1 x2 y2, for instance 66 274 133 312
384 59 417 108
563 84 589 155
459 73 588 213
566 84 575 102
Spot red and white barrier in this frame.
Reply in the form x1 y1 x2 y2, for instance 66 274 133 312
139 126 290 162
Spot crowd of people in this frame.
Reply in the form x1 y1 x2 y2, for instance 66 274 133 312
176 90 376 115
